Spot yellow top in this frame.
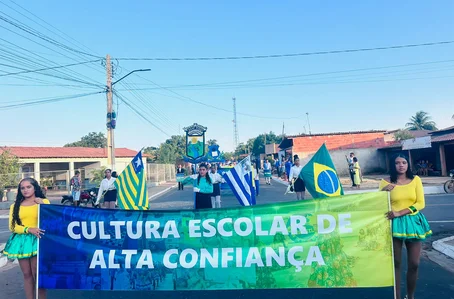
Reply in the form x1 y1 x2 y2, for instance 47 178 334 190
9 199 50 234
379 176 425 214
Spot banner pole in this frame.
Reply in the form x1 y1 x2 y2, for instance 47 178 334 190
387 192 397 299
35 204 40 299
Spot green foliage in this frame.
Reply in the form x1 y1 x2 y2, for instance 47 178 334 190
405 111 438 131
64 132 107 148
234 132 283 157
90 166 107 186
40 176 54 188
143 146 158 163
223 152 234 161
393 129 414 141
0 149 21 190
154 135 186 164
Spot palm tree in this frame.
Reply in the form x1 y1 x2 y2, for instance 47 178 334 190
405 111 438 131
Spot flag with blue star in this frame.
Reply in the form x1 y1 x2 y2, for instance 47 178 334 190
300 143 344 199
114 150 148 210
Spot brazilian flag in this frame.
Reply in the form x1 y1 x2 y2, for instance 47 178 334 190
114 151 149 210
300 144 344 198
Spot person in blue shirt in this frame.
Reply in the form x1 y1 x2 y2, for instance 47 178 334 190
275 158 281 178
181 163 214 209
285 158 292 181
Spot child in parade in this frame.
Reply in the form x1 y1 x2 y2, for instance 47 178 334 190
181 163 213 209
379 154 432 299
2 178 49 299
209 164 225 208
289 158 305 200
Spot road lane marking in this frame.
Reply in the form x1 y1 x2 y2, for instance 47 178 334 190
0 230 10 234
428 220 454 223
426 204 454 206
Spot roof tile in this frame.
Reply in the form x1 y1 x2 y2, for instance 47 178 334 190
0 147 139 159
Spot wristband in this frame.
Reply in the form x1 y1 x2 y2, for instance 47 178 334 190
409 206 417 213
24 227 29 234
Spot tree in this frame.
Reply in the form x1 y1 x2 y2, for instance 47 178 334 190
405 111 438 131
251 132 283 156
143 146 159 163
207 139 217 146
223 152 234 162
393 129 414 142
64 132 107 148
156 135 186 164
90 166 107 186
0 149 21 191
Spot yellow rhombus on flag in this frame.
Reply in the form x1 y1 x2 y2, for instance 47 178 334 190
114 151 148 210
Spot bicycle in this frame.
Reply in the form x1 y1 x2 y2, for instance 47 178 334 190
444 169 454 194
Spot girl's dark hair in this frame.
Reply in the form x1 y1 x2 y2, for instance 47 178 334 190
389 154 414 183
353 157 358 162
197 163 212 185
11 178 45 230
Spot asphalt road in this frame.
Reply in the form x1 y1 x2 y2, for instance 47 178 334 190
1 180 454 299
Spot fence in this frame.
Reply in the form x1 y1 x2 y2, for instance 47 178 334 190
146 164 176 183
1 163 177 192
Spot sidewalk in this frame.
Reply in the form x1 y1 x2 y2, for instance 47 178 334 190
272 174 446 195
433 236 454 260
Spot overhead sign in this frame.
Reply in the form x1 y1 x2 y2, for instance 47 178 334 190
402 136 432 150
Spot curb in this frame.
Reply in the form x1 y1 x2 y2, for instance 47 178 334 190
433 236 454 260
0 243 6 269
148 184 177 201
271 177 446 195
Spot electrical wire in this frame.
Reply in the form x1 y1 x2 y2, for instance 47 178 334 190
0 91 103 110
115 40 454 61
0 59 100 77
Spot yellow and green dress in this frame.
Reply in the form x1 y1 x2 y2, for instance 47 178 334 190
2 199 50 259
353 162 361 186
379 176 432 241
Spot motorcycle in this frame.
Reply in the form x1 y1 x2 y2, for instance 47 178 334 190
444 169 454 194
61 187 100 208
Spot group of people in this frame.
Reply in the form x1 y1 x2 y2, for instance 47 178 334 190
415 160 433 176
70 168 118 209
346 152 363 189
0 152 432 299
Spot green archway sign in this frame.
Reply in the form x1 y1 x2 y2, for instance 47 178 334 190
183 123 207 163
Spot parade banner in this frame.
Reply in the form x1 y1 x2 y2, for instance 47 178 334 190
38 192 394 297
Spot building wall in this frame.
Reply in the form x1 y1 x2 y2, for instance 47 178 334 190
298 148 387 176
291 132 386 159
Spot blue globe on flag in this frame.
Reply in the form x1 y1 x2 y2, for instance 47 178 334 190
316 169 340 195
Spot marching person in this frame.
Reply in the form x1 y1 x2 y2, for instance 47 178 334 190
263 159 272 185
177 165 185 191
379 154 432 299
96 168 117 209
289 158 305 200
181 163 213 209
209 164 225 208
2 178 49 299
353 157 362 189
346 152 356 187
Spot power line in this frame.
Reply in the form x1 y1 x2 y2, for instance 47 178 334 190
0 59 100 77
115 40 454 61
0 91 102 110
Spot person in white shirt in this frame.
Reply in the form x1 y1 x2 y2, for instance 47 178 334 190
289 158 305 200
96 168 117 209
263 159 272 185
209 164 225 208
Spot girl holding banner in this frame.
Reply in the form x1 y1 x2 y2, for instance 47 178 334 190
380 154 432 299
263 159 272 185
1 178 49 299
181 163 213 209
289 158 305 200
209 164 225 208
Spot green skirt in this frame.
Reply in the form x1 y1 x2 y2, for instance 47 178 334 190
392 213 432 241
1 233 37 260
264 170 272 178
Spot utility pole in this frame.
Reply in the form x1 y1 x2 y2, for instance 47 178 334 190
306 112 312 135
232 98 239 149
106 54 115 169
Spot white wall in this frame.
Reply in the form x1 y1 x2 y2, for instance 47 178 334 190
298 148 387 176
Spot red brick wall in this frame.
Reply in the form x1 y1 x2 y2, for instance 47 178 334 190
292 132 386 157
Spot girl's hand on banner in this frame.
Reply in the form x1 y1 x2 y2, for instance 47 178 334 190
385 211 400 219
382 184 395 192
193 187 200 193
28 227 45 238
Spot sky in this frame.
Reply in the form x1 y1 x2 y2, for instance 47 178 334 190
0 1 453 152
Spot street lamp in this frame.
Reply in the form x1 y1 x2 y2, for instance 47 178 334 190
106 65 151 170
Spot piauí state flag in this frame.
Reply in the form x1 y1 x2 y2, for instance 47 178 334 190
299 143 344 198
114 151 149 210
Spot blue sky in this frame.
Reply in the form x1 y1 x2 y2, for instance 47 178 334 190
0 1 453 152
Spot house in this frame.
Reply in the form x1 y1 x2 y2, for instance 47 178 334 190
378 126 454 176
278 130 388 175
0 147 145 189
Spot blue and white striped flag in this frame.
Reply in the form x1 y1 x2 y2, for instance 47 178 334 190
223 156 256 206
